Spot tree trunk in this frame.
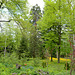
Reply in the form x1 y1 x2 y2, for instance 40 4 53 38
56 49 58 59
58 46 60 63
4 40 6 56
58 0 61 63
51 52 53 62
58 25 61 63
51 44 53 62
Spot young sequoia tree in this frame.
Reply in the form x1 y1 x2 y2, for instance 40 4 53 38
29 4 42 57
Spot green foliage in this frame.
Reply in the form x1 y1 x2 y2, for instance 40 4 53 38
29 27 41 57
0 0 75 74
64 62 70 70
0 52 19 64
0 57 71 75
18 71 27 75
4 63 13 68
42 61 47 68
17 36 28 59
30 4 42 24
50 72 55 75
37 0 75 63
33 58 41 67
29 4 42 58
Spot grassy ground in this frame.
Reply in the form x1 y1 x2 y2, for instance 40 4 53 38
0 57 72 75
25 57 71 75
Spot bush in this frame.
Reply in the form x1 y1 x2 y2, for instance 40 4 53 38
42 61 47 68
64 62 70 70
0 52 19 64
50 72 55 75
33 58 41 67
10 68 20 73
18 71 27 75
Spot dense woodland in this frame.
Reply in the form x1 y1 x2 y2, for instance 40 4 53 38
0 0 75 75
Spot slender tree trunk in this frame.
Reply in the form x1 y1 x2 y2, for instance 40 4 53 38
4 40 6 56
58 0 61 63
58 25 61 63
51 51 53 62
58 45 60 63
56 49 58 59
50 42 53 62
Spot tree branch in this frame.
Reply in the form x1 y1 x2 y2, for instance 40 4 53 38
0 19 12 22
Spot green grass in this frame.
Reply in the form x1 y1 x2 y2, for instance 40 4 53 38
0 57 72 75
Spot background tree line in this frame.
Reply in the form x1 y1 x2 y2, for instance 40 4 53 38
0 0 75 63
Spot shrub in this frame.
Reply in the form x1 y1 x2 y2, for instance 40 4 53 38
42 61 47 68
18 71 27 75
64 62 70 70
0 52 19 64
33 58 41 67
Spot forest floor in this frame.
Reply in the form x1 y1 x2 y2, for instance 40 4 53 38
0 56 73 75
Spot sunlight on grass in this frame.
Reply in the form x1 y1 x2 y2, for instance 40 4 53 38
49 57 71 62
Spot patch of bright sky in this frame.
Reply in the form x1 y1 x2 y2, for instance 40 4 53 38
28 0 45 11
0 8 10 20
0 0 45 21
0 0 45 32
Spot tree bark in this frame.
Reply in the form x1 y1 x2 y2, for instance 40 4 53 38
51 51 53 62
0 20 11 22
4 40 6 56
51 43 53 62
56 49 58 59
58 0 61 63
58 25 61 63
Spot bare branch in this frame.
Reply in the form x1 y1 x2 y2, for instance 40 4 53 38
0 19 12 22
